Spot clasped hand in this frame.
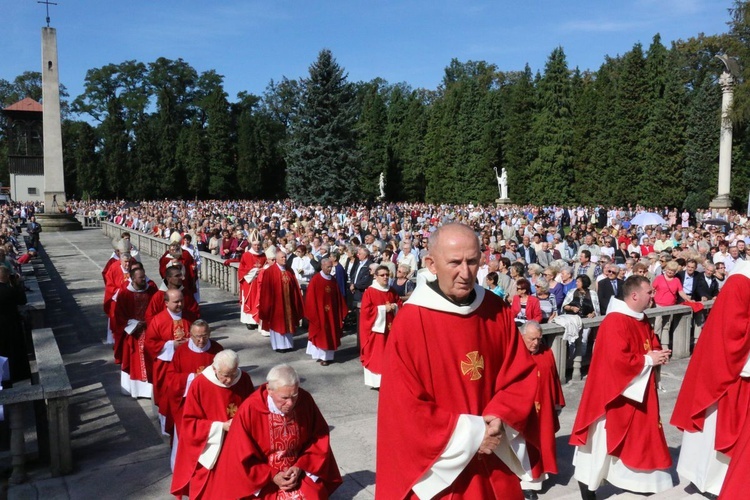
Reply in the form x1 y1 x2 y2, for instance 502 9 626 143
647 349 672 365
478 415 503 455
273 466 302 491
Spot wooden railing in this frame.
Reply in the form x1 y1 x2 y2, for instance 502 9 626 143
102 221 711 382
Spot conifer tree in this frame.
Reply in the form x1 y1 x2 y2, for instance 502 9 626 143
285 50 360 204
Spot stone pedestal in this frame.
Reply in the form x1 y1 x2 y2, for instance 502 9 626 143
36 213 82 232
496 198 512 206
709 194 732 210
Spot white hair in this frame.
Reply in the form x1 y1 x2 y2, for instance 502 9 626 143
520 321 542 336
213 350 239 371
266 364 299 390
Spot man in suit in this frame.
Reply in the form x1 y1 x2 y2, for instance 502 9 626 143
349 245 373 302
519 235 538 265
676 259 709 302
597 263 624 314
536 242 558 269
701 263 721 300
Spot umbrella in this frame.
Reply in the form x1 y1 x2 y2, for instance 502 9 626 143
702 218 731 229
630 212 667 227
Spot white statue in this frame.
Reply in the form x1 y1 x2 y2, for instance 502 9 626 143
494 167 508 199
378 172 386 200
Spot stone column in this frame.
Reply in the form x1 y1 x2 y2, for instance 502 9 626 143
41 27 66 211
710 71 735 210
37 27 81 231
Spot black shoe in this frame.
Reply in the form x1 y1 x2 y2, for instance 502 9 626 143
523 490 538 500
578 481 596 500
246 324 253 330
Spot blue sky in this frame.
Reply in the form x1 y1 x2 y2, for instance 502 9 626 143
2 0 735 106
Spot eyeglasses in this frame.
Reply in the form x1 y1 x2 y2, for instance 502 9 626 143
376 273 389 278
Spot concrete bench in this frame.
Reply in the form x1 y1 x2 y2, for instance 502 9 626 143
1 328 73 484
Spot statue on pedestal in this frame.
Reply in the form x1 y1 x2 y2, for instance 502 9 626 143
378 172 385 200
494 167 508 200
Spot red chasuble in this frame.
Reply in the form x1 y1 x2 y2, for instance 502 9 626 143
103 262 131 316
671 272 750 457
376 286 538 499
101 256 117 283
143 309 192 417
144 288 200 323
359 285 401 374
258 264 304 334
305 273 348 351
166 340 224 431
114 282 158 381
525 345 566 478
171 370 255 499
570 312 671 470
720 407 750 498
203 385 342 500
238 251 266 320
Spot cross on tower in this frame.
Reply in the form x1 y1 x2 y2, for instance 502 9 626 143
37 0 58 28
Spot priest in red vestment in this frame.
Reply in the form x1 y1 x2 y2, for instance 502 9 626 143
143 289 191 435
203 364 341 499
359 265 401 388
376 224 538 500
305 259 348 366
159 241 197 298
171 350 255 499
103 250 136 352
570 276 674 499
238 233 266 330
144 266 200 322
257 248 304 352
671 260 750 496
520 321 565 499
166 320 224 438
114 267 158 398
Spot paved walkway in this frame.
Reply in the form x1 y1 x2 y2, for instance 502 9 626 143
8 228 697 499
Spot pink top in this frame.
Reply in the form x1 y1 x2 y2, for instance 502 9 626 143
653 274 682 306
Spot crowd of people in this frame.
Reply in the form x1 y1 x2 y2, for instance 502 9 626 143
8 197 750 498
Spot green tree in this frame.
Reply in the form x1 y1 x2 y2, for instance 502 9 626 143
62 121 102 199
176 118 208 198
610 44 650 204
197 71 235 198
528 47 574 204
501 65 536 203
683 78 721 209
385 84 428 201
147 58 198 197
641 36 687 206
285 49 360 204
356 79 389 200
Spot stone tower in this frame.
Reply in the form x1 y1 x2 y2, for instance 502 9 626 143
41 27 66 211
